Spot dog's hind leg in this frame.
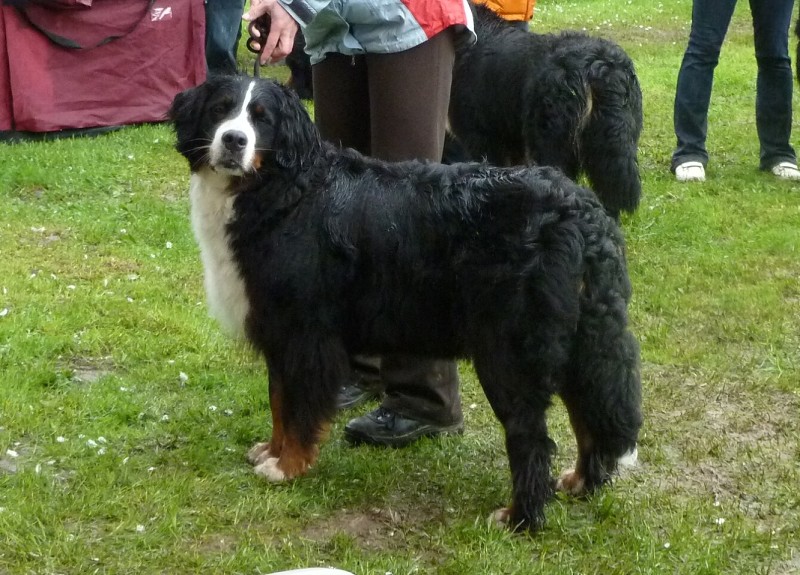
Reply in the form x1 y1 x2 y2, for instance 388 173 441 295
474 352 557 532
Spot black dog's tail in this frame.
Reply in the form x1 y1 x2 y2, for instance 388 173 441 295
578 55 643 217
559 212 642 488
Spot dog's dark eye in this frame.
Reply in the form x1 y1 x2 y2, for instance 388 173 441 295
209 97 234 118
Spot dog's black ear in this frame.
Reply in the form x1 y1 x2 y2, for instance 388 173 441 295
169 82 214 168
272 83 320 169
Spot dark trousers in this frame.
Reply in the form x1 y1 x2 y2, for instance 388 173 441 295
205 0 246 76
312 31 462 426
672 0 796 171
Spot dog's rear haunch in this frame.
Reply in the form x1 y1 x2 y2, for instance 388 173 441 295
169 76 643 531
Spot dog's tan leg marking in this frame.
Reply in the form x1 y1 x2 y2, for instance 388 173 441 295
557 395 594 496
247 378 285 465
556 468 587 496
254 432 319 482
252 379 328 482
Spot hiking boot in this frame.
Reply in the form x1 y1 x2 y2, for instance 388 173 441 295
336 379 382 410
344 406 463 447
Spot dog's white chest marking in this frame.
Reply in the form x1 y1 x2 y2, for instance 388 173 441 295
189 169 250 339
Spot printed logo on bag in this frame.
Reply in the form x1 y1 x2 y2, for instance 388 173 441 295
152 6 173 21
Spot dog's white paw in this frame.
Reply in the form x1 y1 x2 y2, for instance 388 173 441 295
488 507 512 529
556 469 586 496
246 441 272 465
617 446 638 468
253 457 287 482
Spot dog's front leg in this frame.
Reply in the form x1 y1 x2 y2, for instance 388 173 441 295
249 375 329 482
247 375 286 466
249 337 345 482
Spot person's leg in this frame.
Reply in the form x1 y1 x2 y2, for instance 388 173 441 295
344 31 463 444
204 0 246 76
312 53 371 153
366 29 455 162
671 0 737 172
312 54 386 408
750 0 797 171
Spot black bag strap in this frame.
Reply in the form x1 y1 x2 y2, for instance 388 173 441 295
12 0 155 49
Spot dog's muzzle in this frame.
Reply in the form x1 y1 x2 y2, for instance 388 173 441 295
210 124 257 175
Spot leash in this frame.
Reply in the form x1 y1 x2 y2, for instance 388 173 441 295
247 16 271 78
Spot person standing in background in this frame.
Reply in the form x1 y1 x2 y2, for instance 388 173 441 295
205 0 247 76
671 0 799 182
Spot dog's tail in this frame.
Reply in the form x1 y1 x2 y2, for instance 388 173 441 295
560 210 642 488
578 53 643 217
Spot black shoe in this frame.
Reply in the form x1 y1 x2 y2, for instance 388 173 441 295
343 406 464 448
336 380 382 410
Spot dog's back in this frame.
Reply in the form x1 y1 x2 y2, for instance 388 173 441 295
450 4 643 216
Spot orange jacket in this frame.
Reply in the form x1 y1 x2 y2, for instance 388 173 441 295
477 0 535 23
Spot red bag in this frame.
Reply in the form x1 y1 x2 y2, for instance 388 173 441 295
0 0 206 138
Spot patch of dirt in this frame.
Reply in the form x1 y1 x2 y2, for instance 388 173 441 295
301 506 437 552
58 356 115 384
642 362 800 528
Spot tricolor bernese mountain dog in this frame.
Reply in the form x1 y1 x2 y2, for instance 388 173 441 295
169 76 643 531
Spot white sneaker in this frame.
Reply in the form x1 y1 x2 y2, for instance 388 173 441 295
771 161 800 180
674 161 705 182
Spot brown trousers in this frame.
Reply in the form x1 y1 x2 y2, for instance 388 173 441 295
311 30 462 426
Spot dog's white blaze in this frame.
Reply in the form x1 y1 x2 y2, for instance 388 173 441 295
209 80 257 172
190 168 250 339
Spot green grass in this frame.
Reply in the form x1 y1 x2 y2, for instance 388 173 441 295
1 0 799 572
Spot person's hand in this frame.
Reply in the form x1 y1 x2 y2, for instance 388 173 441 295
243 0 299 65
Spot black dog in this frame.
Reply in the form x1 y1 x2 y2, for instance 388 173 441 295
169 76 642 531
279 5 643 217
450 4 643 217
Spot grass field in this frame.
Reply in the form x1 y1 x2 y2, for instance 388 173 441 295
1 0 799 573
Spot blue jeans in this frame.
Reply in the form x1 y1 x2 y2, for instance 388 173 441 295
205 0 246 76
672 0 796 171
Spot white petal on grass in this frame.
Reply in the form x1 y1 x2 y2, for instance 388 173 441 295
165 241 173 249
0 308 8 318
86 439 98 448
178 372 189 384
5 449 18 458
56 436 66 443
135 524 145 533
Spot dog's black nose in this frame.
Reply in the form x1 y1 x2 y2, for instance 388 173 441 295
222 130 248 152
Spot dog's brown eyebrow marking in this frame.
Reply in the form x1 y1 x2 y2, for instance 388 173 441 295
251 103 266 118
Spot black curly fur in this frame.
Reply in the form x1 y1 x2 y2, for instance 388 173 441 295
170 76 643 531
449 4 643 218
